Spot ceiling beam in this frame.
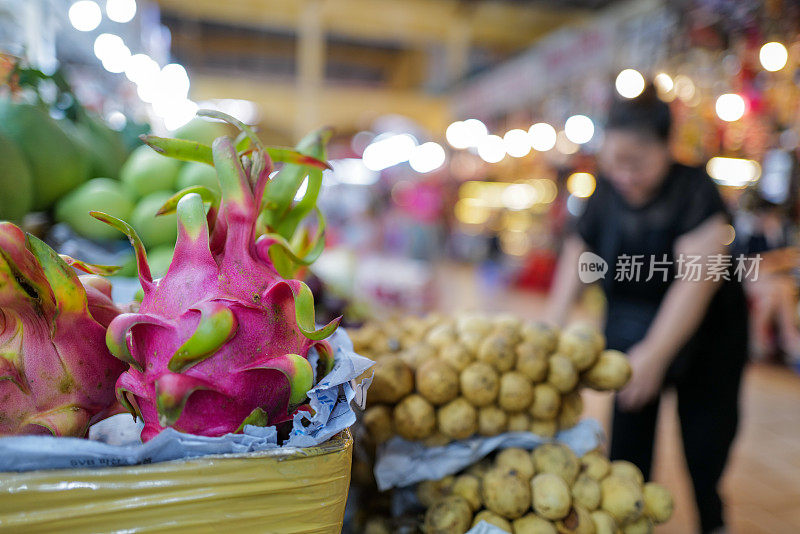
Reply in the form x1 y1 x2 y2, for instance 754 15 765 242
155 0 585 50
191 73 450 141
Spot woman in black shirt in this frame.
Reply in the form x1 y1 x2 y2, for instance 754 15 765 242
547 87 748 534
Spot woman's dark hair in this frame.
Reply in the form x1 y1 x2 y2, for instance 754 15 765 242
606 84 672 142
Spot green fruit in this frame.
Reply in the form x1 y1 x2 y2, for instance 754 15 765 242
118 251 137 277
146 245 174 279
66 114 128 180
120 145 181 198
176 161 219 194
0 100 90 210
0 132 34 221
55 178 135 240
59 120 115 182
81 113 128 179
130 190 177 248
173 118 230 145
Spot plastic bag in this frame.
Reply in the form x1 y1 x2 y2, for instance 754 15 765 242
374 419 603 490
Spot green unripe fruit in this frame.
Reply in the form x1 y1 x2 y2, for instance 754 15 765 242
55 178 135 240
130 191 178 248
176 162 219 194
121 145 181 198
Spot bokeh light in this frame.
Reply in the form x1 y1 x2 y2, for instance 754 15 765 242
615 69 646 99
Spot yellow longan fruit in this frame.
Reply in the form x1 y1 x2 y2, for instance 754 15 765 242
393 394 436 440
460 362 500 407
363 405 393 444
531 473 572 520
532 443 580 485
369 355 414 403
643 482 674 524
529 383 561 420
424 495 472 534
438 398 478 440
441 343 474 372
417 359 460 405
477 333 517 372
547 354 578 393
483 467 531 520
496 447 536 480
478 406 508 436
472 510 512 532
498 371 534 412
516 342 549 383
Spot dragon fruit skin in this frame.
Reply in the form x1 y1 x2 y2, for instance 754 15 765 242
0 223 127 437
95 135 339 442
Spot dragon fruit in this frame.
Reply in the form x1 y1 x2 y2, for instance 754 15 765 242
92 115 340 441
0 223 126 437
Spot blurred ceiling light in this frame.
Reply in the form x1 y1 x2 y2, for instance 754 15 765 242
759 42 788 72
330 158 380 186
564 115 594 144
654 72 675 102
706 157 761 187
461 119 488 148
566 172 596 198
409 141 446 173
503 129 531 158
459 181 507 207
124 53 159 84
615 69 645 99
101 44 131 73
654 72 673 93
159 63 191 99
136 79 158 103
722 224 736 246
362 133 417 171
673 75 695 102
162 99 198 131
351 131 374 156
555 130 579 155
455 198 491 225
566 194 585 216
715 93 745 122
69 1 102 31
93 33 123 61
528 122 557 151
503 210 534 231
106 0 136 23
477 134 506 163
499 230 530 256
502 183 537 210
105 110 126 130
530 178 558 204
446 121 469 149
197 99 259 125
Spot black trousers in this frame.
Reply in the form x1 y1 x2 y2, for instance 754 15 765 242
609 360 744 533
607 284 748 534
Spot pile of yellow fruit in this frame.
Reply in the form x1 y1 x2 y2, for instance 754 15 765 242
414 443 673 534
351 313 632 444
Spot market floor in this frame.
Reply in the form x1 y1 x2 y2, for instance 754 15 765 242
434 262 800 534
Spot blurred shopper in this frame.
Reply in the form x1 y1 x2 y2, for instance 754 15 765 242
738 193 800 363
547 87 747 534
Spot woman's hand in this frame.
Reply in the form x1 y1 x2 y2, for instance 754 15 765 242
617 343 668 411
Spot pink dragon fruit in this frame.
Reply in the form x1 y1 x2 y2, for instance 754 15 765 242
92 117 339 442
0 223 127 437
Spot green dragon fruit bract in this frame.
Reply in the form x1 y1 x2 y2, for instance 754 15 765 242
0 223 126 437
93 125 340 442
